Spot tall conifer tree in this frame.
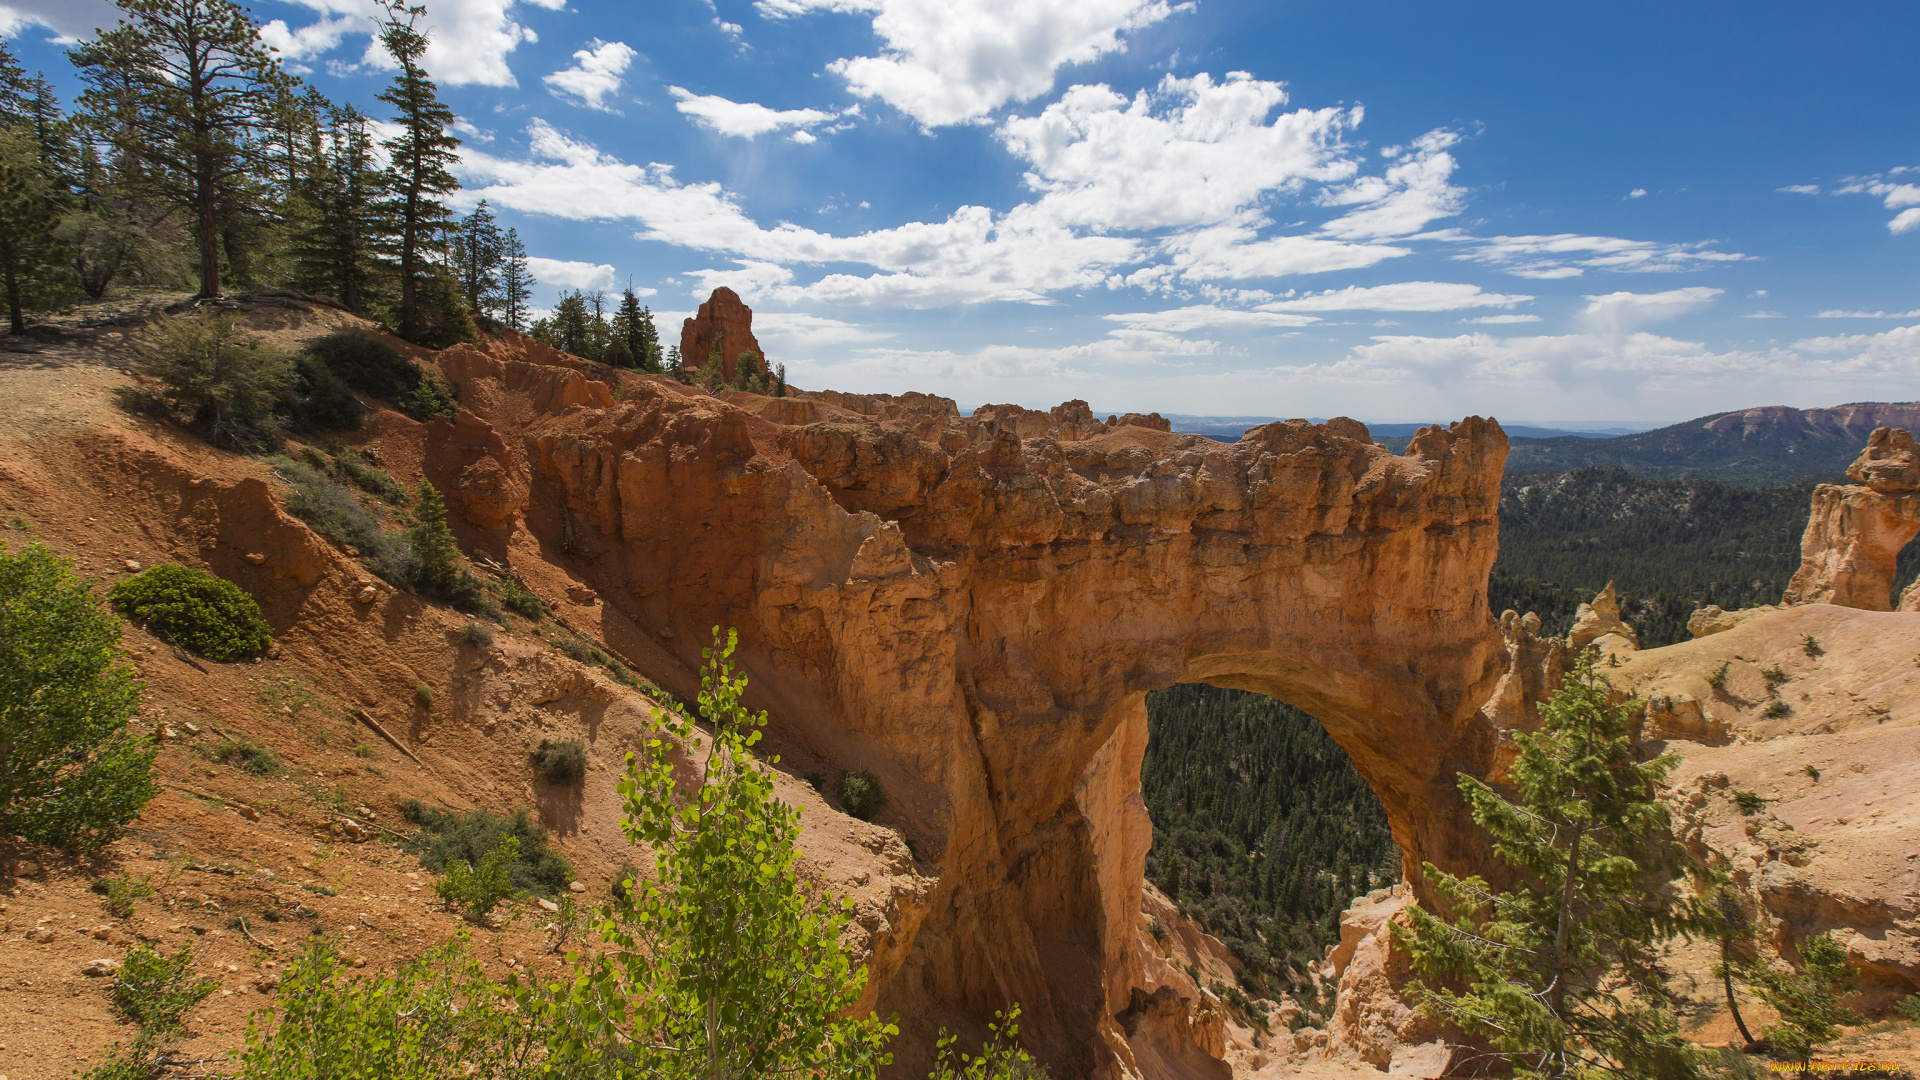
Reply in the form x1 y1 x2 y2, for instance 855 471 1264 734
375 2 461 340
292 104 388 313
452 200 504 317
499 227 532 331
71 0 289 299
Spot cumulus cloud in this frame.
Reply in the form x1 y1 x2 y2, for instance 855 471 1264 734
1778 184 1821 195
0 0 115 41
1461 314 1541 324
260 15 360 59
544 40 636 111
1102 307 1320 333
525 256 617 291
1450 232 1747 278
1627 188 1647 198
758 0 1182 127
1258 281 1530 312
1314 129 1466 240
253 0 551 87
1581 287 1722 333
669 87 839 138
1834 169 1920 234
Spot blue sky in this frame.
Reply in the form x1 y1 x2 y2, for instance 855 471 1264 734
6 0 1918 423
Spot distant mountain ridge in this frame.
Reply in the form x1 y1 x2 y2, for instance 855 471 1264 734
1502 402 1920 485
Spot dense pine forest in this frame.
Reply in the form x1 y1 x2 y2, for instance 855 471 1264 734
1140 683 1400 998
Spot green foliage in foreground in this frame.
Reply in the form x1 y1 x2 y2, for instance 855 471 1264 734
1397 653 1716 1079
0 543 157 851
929 1006 1048 1080
434 833 522 922
109 563 272 660
113 940 218 1032
535 628 896 1079
238 937 542 1080
1142 683 1400 996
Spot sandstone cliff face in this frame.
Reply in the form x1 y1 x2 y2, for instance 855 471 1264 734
679 286 764 382
446 366 1513 1076
1783 427 1920 610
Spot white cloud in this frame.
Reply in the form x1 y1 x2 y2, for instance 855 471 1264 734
1742 311 1785 319
1315 129 1466 240
543 39 636 112
1834 171 1920 234
1581 286 1721 333
669 87 839 138
1627 188 1647 199
1140 227 1408 286
1817 308 1920 318
1102 306 1320 333
0 0 115 41
1450 231 1747 278
258 0 546 87
261 15 360 59
525 256 617 291
789 130 818 144
1778 184 1821 195
999 73 1359 231
1258 281 1530 312
760 0 1183 127
752 312 893 353
1461 314 1541 324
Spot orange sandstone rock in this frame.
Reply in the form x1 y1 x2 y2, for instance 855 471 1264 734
1783 427 1920 610
679 286 764 382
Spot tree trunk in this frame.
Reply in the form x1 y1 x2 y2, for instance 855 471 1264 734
1723 947 1757 1047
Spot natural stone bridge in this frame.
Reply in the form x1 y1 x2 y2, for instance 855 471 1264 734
437 346 1514 1077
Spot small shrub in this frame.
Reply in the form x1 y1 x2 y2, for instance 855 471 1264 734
836 769 888 822
413 684 434 708
1765 699 1791 718
929 1005 1044 1080
269 456 417 585
1733 790 1766 816
210 737 279 775
401 802 572 896
109 564 272 661
530 737 588 784
300 882 336 897
1803 763 1821 780
1762 665 1789 692
1750 931 1858 1067
397 368 458 422
499 576 548 620
458 621 494 647
351 742 374 758
1706 661 1731 689
113 941 218 1032
1896 993 1920 1023
433 833 520 921
282 352 365 431
1800 634 1822 657
92 870 158 918
302 329 415 401
137 314 294 450
329 447 406 505
0 543 157 852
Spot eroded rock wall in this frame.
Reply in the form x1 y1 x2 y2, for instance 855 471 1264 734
443 366 1512 1076
1783 426 1920 610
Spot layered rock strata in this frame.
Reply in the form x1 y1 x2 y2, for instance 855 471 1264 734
1783 426 1920 610
679 286 764 382
444 362 1515 1076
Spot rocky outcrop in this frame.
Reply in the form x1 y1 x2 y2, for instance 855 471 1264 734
1569 581 1640 652
1782 426 1920 610
1687 603 1777 637
680 286 764 382
1322 886 1451 1077
448 367 1514 1077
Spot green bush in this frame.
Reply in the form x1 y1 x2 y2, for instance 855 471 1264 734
458 621 493 647
413 684 434 708
302 329 417 401
0 543 158 851
329 447 406 505
1733 790 1766 815
498 576 548 619
836 769 888 822
282 353 366 432
433 833 520 921
397 369 458 422
270 456 417 585
400 802 572 897
137 314 294 450
92 870 158 918
530 737 588 784
1765 699 1791 718
1896 993 1920 1023
930 1005 1046 1080
210 737 279 775
109 564 272 661
113 941 218 1032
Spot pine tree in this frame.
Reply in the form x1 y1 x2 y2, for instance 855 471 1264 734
376 2 462 341
407 479 461 595
0 133 70 333
291 104 389 313
499 227 532 332
772 361 787 397
1398 651 1713 1079
666 343 686 383
71 0 290 299
452 200 504 317
585 289 611 360
551 291 593 358
1747 932 1857 1067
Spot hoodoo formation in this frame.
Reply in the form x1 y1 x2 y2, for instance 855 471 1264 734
1783 425 1920 610
679 285 764 383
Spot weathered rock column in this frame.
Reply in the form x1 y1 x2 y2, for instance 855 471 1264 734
1783 427 1920 610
